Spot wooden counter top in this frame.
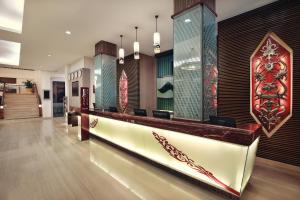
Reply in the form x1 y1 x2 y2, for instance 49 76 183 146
88 110 262 146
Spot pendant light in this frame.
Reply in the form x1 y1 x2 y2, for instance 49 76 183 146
119 35 125 64
153 15 160 54
134 26 140 60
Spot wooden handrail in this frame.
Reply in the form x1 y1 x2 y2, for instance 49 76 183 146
33 84 42 117
0 82 5 105
0 83 5 119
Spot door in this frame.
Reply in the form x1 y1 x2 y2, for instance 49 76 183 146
53 81 65 117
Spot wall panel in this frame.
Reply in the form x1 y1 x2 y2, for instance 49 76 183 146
218 0 300 166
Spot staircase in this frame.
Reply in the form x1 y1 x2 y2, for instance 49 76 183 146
4 93 40 119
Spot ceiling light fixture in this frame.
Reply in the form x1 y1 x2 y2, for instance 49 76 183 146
65 30 71 35
119 35 125 64
0 39 21 66
0 0 25 33
47 54 52 57
184 18 191 23
133 26 140 60
153 15 160 54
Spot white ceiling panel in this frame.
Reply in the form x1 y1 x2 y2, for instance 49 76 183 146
0 0 25 33
0 0 277 71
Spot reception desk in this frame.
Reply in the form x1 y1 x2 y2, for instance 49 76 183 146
87 111 262 197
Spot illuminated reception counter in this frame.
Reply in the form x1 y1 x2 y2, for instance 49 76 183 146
88 111 262 197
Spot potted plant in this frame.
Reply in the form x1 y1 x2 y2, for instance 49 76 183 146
23 80 34 94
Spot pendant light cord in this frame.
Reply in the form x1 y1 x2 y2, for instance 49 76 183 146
155 15 158 32
135 26 138 41
120 35 123 48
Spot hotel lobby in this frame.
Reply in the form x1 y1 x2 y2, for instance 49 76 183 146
0 0 299 199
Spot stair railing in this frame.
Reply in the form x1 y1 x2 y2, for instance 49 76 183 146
0 82 5 119
33 84 42 117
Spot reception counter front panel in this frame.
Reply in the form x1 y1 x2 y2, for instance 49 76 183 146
88 112 261 197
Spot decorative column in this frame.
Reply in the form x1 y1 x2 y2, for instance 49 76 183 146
94 41 117 109
173 1 218 121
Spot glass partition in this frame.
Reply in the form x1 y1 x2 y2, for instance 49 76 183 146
173 4 217 121
174 5 203 120
95 54 116 109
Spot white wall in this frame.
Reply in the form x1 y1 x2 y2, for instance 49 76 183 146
65 56 95 111
85 57 95 107
0 67 39 85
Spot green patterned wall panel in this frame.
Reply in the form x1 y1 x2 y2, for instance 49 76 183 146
157 53 173 78
156 51 174 111
157 98 174 111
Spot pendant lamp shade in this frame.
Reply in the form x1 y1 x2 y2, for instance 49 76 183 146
134 26 140 60
119 35 124 64
153 15 160 54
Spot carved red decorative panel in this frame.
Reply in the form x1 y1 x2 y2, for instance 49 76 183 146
80 87 90 141
80 87 89 113
250 32 293 137
119 70 128 113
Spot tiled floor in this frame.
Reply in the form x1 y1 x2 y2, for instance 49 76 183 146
0 118 299 200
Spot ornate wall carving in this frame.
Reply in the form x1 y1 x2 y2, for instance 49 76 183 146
250 32 293 137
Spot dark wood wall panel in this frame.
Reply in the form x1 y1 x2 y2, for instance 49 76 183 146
0 77 16 84
173 0 215 15
117 55 140 114
218 0 300 166
95 41 117 57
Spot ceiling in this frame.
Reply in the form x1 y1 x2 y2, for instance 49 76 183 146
0 0 277 71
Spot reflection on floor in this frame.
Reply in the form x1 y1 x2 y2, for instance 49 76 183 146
0 118 299 200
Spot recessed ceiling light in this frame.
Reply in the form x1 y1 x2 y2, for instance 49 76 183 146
184 18 191 23
0 0 25 33
0 39 21 66
48 54 52 57
65 30 71 35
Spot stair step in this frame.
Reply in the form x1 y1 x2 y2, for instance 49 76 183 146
5 109 39 112
5 116 40 120
5 104 38 107
3 93 40 119
6 98 37 100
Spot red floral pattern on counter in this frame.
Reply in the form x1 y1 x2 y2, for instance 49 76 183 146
152 132 240 196
89 118 98 128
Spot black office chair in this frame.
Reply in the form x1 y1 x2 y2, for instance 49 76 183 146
209 115 236 128
153 110 171 120
134 108 147 116
109 107 118 112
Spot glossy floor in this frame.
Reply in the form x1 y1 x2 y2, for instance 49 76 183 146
0 118 299 200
